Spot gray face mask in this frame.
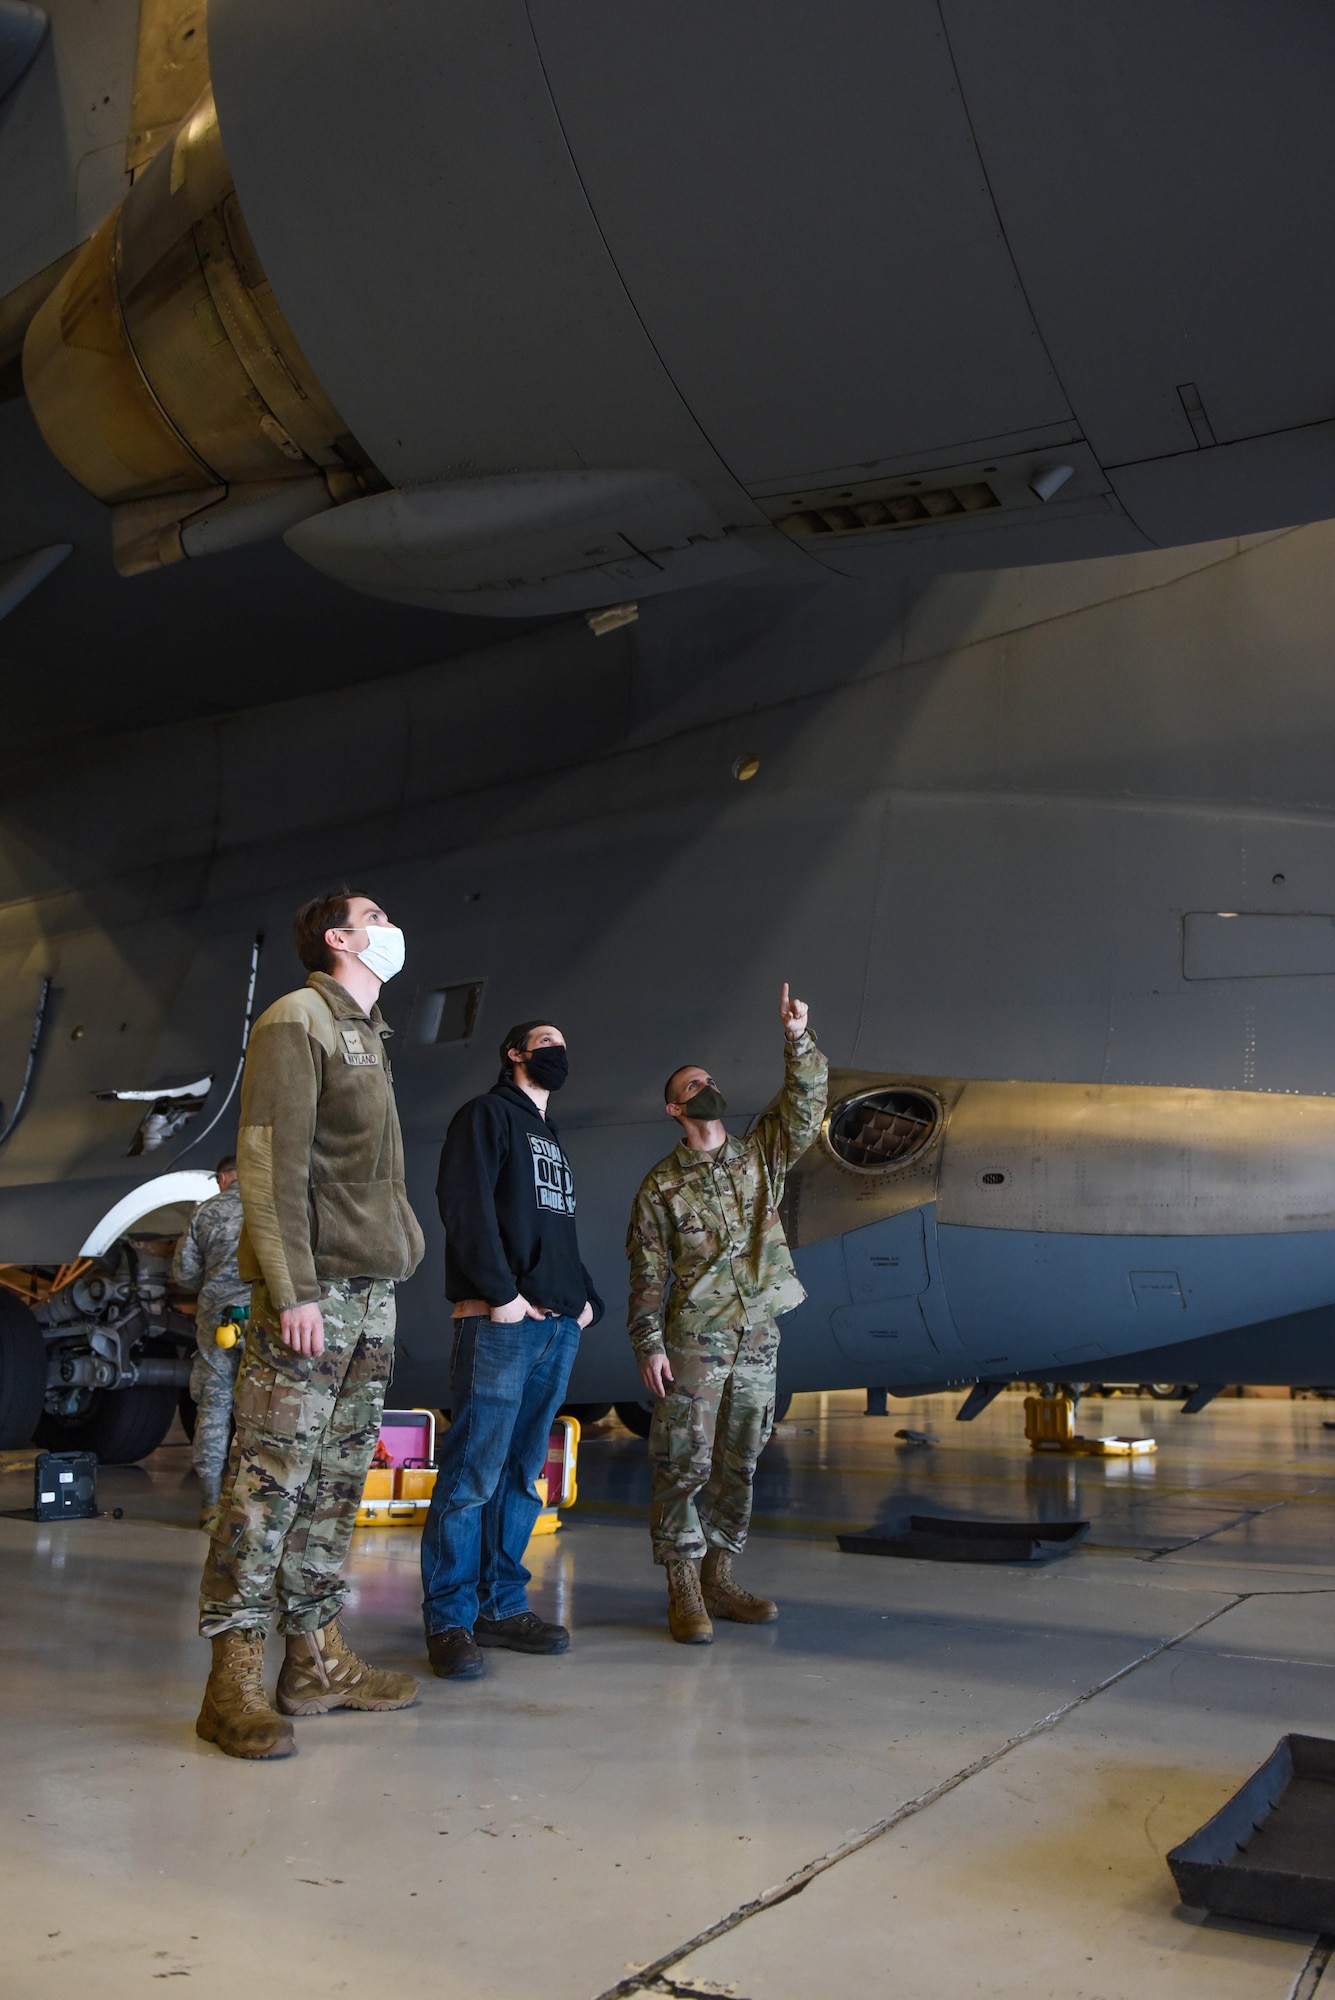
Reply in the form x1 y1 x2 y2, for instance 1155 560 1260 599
679 1083 726 1120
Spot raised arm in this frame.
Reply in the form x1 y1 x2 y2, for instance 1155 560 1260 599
755 983 829 1191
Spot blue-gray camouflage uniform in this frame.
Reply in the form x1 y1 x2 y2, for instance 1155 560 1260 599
172 1182 248 1508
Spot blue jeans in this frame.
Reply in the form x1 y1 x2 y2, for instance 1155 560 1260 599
420 1313 580 1634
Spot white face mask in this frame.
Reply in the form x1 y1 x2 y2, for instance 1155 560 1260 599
355 923 405 983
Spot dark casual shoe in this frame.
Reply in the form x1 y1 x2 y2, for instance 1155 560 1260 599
474 1611 570 1654
426 1627 484 1679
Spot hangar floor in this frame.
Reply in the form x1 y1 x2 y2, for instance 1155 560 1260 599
4 1388 1335 2000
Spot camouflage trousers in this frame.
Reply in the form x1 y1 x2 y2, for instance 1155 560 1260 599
648 1317 779 1564
199 1277 395 1638
189 1333 243 1507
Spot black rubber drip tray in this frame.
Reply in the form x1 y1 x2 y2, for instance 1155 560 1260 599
1169 1735 1335 1932
837 1514 1089 1564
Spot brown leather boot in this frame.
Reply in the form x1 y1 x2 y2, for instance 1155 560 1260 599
701 1547 778 1623
665 1557 713 1644
196 1630 295 1759
276 1619 419 1715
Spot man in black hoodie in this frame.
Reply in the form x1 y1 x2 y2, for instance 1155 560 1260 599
421 1020 601 1678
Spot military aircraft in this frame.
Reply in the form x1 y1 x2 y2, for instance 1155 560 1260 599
3 2 1335 1460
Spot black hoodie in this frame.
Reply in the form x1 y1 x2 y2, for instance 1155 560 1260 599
437 1081 603 1322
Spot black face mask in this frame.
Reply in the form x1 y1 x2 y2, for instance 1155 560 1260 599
679 1083 726 1121
523 1045 569 1092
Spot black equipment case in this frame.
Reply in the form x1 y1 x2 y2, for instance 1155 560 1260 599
33 1451 98 1521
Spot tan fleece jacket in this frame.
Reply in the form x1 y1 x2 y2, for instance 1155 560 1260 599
235 972 425 1309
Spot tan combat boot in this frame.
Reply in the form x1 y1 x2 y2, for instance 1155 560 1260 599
665 1557 713 1644
275 1619 419 1715
701 1547 778 1624
196 1630 295 1759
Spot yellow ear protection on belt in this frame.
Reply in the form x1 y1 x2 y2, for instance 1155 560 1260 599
215 1305 250 1349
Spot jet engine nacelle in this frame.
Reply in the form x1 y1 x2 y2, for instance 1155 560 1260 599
204 1 1335 604
779 1072 1335 1392
17 3 1335 612
21 86 384 576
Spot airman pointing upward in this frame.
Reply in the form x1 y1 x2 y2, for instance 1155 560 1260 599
626 984 828 1643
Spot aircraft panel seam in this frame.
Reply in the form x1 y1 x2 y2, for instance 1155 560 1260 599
934 2 1079 434
519 2 765 520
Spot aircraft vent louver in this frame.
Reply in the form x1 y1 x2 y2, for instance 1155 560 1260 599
776 482 1000 538
822 1088 940 1173
414 981 485 1045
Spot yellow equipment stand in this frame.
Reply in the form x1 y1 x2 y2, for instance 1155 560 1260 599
355 1409 582 1541
527 1412 581 1536
1024 1393 1156 1457
355 1407 438 1527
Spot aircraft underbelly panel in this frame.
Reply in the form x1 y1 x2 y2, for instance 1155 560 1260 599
784 1206 969 1391
935 1223 1335 1373
843 1206 930 1300
830 1299 938 1380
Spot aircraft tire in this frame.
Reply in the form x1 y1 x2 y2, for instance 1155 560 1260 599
0 1292 46 1449
34 1383 180 1464
1145 1383 1190 1400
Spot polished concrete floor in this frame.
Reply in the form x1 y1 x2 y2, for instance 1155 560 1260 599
5 1389 1335 1999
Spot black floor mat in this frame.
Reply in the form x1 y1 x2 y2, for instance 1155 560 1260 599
1169 1734 1335 1931
837 1513 1090 1563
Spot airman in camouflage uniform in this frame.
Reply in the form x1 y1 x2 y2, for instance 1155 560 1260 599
626 985 827 1642
195 891 424 1760
172 1157 249 1532
200 1275 395 1635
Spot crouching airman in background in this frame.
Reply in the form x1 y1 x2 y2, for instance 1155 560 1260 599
626 985 828 1643
172 1153 248 1535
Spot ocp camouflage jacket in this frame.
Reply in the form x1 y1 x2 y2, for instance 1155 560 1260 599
236 972 425 1310
625 1030 828 1358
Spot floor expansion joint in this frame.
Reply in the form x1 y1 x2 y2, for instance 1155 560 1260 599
593 1594 1247 2000
1288 1936 1335 2000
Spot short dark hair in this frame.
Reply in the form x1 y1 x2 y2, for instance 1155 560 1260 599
215 1154 237 1177
664 1065 698 1105
498 1019 552 1082
293 888 364 973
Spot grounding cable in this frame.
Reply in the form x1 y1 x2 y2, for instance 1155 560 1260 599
0 974 52 1151
172 933 264 1164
